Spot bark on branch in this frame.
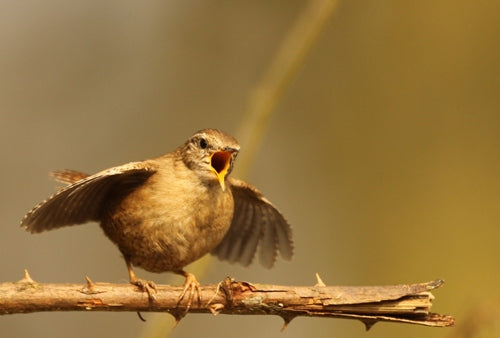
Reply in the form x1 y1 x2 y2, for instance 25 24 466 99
0 270 454 330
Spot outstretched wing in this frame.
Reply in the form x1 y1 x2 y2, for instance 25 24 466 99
21 162 157 233
211 177 293 268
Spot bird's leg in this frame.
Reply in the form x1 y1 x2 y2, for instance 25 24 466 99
176 270 201 311
125 259 157 300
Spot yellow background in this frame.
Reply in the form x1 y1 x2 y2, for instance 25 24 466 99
1 1 498 337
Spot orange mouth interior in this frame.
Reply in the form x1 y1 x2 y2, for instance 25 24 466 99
211 151 231 174
210 151 232 191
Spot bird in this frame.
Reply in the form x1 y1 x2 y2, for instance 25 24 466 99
20 128 293 306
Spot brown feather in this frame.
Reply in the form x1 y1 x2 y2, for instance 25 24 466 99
212 177 293 268
50 169 90 184
21 162 156 233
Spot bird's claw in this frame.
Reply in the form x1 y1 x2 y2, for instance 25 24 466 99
177 272 201 312
130 277 157 301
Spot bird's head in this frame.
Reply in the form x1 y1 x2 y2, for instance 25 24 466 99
181 129 240 191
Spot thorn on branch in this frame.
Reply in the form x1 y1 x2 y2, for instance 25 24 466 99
363 319 377 331
80 276 104 295
171 310 185 328
280 313 297 332
18 269 36 284
315 273 326 287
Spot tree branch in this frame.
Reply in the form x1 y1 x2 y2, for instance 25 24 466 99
0 270 454 330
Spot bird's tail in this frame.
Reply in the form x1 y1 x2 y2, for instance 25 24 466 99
50 169 90 185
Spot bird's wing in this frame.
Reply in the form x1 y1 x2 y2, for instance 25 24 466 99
21 162 157 233
212 177 293 268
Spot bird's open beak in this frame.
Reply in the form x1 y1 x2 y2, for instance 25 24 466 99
210 151 233 191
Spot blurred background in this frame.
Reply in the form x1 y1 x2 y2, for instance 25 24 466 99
1 1 499 337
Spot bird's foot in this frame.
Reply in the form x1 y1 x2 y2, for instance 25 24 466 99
130 277 157 301
177 271 201 312
125 259 157 300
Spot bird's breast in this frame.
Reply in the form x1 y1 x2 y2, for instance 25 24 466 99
101 167 234 272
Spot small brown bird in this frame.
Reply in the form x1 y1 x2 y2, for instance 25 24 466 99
21 129 293 304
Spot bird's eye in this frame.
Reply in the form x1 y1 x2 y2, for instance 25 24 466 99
199 138 207 149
